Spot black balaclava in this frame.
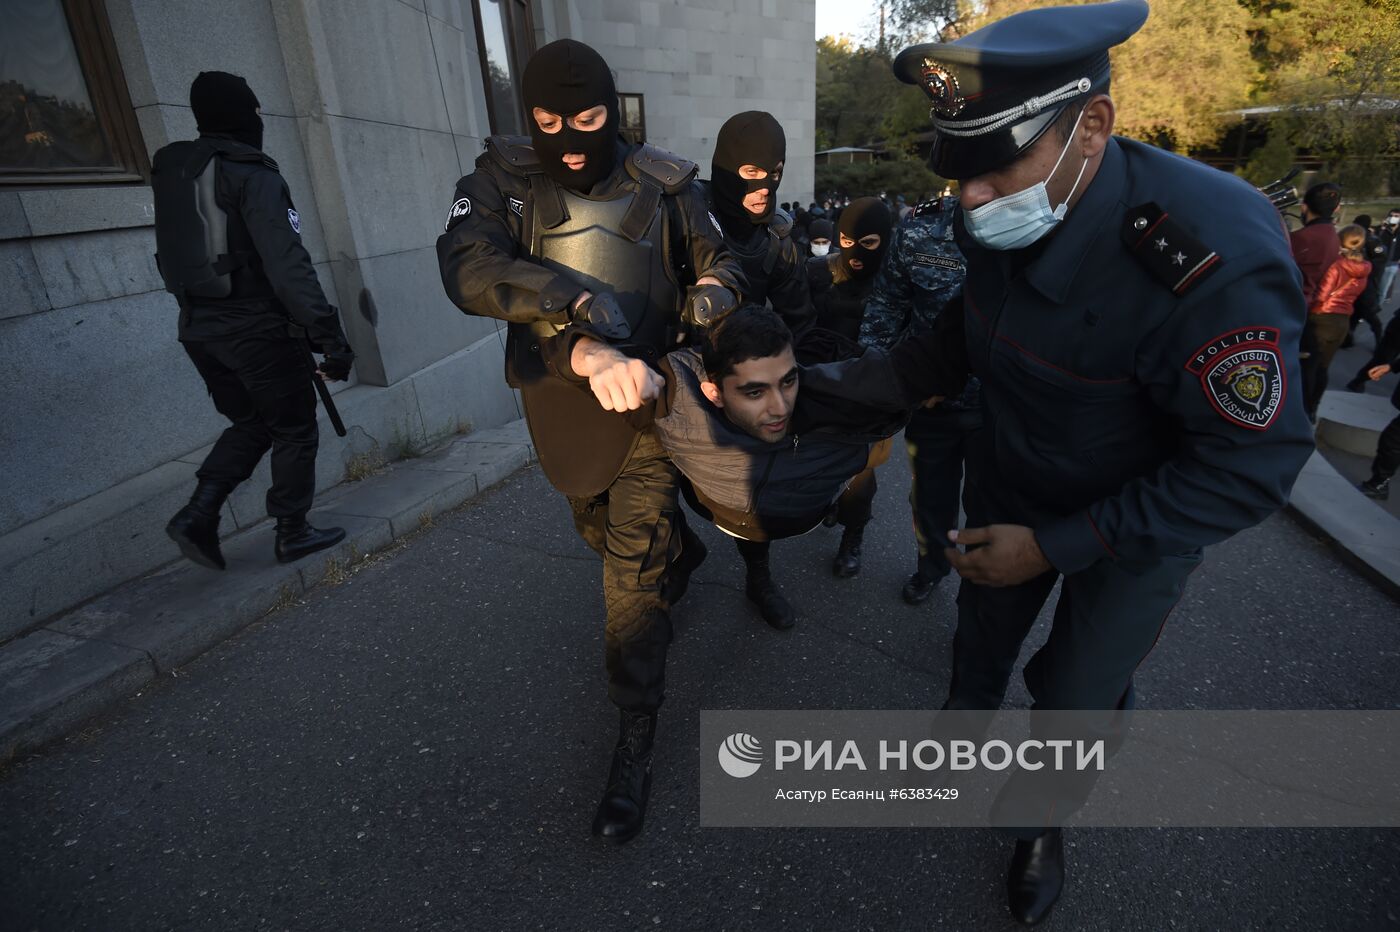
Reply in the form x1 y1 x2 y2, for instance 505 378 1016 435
521 40 619 192
837 196 891 279
190 71 263 150
711 111 785 231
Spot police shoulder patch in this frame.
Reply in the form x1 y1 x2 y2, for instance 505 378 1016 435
1185 327 1284 430
1123 202 1221 297
287 208 300 234
445 196 472 231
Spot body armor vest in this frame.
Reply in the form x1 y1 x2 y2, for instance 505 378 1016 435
484 137 698 497
530 185 679 353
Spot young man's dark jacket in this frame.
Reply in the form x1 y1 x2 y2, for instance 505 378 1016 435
701 186 813 338
632 331 966 541
152 135 349 352
436 136 746 496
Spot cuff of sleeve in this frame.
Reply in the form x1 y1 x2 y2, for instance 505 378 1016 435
1034 512 1115 576
541 326 593 385
539 276 582 324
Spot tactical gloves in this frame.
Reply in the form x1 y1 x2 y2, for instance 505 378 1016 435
318 349 354 381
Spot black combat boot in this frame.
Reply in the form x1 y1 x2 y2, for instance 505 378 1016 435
273 516 346 564
901 569 939 605
165 480 233 570
1360 476 1391 499
742 547 796 630
591 709 657 844
1007 828 1065 926
662 522 708 607
831 523 866 578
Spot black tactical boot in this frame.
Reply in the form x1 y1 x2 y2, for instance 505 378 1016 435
1007 829 1065 926
831 523 866 578
273 516 346 564
743 552 796 630
901 569 939 605
662 523 708 607
165 480 233 570
592 710 657 844
1360 476 1391 499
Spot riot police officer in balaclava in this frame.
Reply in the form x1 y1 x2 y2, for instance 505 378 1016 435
155 71 354 572
806 196 894 578
437 40 746 845
702 110 815 631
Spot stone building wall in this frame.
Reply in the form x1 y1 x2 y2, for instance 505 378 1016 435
0 0 814 639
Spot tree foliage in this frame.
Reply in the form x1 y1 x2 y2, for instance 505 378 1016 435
1244 0 1400 194
964 0 1258 152
815 150 947 201
818 0 1399 192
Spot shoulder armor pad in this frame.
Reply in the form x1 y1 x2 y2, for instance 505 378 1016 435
1122 202 1222 298
627 144 698 194
221 149 279 170
768 207 794 239
483 135 540 176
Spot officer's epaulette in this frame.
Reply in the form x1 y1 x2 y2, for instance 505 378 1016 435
627 144 698 195
1122 202 1221 297
911 196 945 219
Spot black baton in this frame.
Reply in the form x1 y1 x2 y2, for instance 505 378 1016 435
292 328 348 437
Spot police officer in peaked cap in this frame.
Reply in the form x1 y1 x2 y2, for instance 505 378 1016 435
887 2 1314 923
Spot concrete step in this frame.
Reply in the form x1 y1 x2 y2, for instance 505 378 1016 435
1317 389 1393 458
0 420 534 764
1287 450 1400 600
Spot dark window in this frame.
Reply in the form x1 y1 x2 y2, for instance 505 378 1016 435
618 93 645 146
470 0 535 136
0 0 148 186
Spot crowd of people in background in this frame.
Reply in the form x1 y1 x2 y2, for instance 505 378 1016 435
1291 185 1400 500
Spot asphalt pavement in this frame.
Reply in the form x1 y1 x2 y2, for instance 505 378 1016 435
2 446 1398 931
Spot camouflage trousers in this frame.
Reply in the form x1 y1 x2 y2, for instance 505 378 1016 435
567 432 687 713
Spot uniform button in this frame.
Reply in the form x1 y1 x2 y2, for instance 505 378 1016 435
530 343 540 352
1133 217 1148 230
543 299 553 309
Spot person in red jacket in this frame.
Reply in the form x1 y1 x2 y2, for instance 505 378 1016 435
1302 224 1372 420
1289 182 1341 306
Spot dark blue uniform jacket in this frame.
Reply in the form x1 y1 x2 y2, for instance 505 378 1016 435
955 136 1314 574
839 137 1315 576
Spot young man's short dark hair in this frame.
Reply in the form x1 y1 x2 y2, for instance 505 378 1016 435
1303 182 1341 219
701 305 793 382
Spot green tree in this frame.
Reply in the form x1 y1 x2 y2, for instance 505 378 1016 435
1245 0 1400 195
964 0 1257 152
816 38 913 149
815 150 947 200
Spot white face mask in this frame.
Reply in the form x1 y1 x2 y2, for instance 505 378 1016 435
961 107 1090 251
810 241 831 257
